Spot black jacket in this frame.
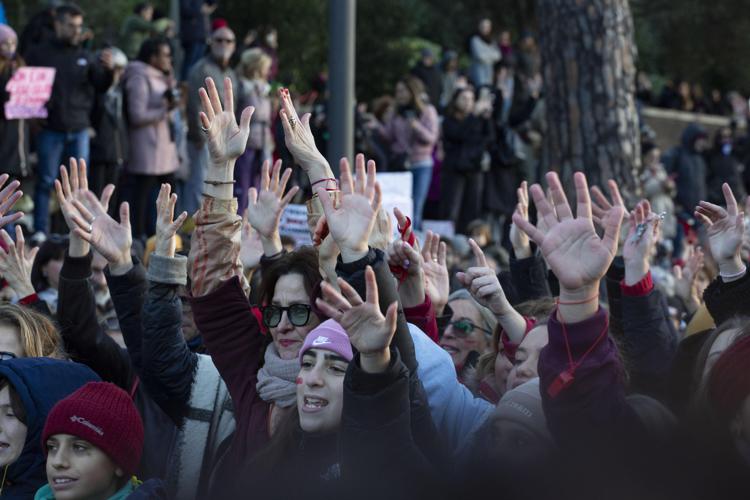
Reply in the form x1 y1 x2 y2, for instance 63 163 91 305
669 124 708 213
57 252 177 483
180 0 213 44
442 114 493 172
24 38 112 132
334 248 447 472
410 62 442 108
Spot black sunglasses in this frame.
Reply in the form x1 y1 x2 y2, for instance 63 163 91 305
262 304 312 328
448 319 492 338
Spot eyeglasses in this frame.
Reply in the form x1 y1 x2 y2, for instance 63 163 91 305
262 304 312 328
448 319 492 338
0 352 17 361
213 37 235 44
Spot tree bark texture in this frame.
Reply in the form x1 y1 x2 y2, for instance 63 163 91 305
538 0 641 199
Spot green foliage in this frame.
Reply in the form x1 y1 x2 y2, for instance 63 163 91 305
632 0 750 93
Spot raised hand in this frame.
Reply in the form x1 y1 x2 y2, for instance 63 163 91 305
247 159 299 256
199 77 254 199
316 266 398 373
0 174 23 228
67 191 132 272
154 184 188 258
513 171 624 321
0 227 37 298
386 212 425 308
622 199 661 285
695 183 745 277
510 181 531 258
456 239 513 316
278 87 332 181
240 209 264 271
317 154 382 263
673 245 704 312
591 179 630 256
54 158 115 257
420 230 449 316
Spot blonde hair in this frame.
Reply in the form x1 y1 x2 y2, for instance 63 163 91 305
0 304 65 358
238 48 271 80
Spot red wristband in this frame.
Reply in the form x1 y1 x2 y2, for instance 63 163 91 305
19 293 39 305
620 271 653 297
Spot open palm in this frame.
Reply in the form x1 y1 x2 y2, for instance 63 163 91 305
316 266 397 355
696 183 743 263
246 159 298 239
199 77 254 164
70 191 132 265
513 171 624 292
318 154 382 257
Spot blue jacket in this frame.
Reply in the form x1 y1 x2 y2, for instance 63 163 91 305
0 358 100 499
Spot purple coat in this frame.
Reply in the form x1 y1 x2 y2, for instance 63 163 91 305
122 61 178 176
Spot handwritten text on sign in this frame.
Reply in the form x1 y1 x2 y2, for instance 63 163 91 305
4 67 56 119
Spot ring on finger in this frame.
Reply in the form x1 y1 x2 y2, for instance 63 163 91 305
288 116 297 129
200 125 209 133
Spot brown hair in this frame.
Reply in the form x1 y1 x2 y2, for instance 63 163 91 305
0 304 65 359
692 316 750 392
258 247 323 309
397 75 427 115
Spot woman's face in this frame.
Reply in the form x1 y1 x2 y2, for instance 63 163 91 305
43 258 64 290
394 82 412 107
493 349 513 397
454 90 475 114
0 322 23 358
297 348 348 434
479 19 492 36
269 273 321 360
45 434 122 500
703 328 741 380
440 299 489 369
0 386 27 467
506 325 549 391
0 38 17 59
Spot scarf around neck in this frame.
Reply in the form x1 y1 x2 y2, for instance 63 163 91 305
256 343 299 408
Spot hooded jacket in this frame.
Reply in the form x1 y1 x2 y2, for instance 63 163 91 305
671 123 708 212
0 358 100 499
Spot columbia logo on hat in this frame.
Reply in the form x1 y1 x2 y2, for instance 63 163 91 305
70 415 104 436
312 336 330 346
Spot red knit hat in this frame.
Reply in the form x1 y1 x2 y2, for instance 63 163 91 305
42 382 144 476
708 335 750 423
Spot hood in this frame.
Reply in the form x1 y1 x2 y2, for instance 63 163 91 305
681 123 707 150
122 60 169 84
0 358 99 498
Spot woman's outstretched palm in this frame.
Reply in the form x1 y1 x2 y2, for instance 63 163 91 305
199 77 254 164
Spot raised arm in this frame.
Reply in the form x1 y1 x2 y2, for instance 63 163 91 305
696 183 750 322
509 181 552 301
513 171 641 444
141 184 198 424
54 158 135 390
189 77 254 297
620 199 678 397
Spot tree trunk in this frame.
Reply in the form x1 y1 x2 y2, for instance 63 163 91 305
538 0 641 199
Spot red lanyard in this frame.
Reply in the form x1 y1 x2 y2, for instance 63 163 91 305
547 302 609 398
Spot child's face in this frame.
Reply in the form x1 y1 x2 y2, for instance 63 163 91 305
0 386 26 467
45 434 124 500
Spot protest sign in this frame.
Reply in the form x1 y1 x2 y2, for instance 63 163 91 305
4 67 56 119
279 204 313 247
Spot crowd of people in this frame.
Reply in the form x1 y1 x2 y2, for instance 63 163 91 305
0 2 747 500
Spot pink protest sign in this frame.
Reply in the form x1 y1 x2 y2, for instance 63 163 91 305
4 67 56 119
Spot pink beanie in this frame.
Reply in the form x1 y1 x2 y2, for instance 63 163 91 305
299 319 353 364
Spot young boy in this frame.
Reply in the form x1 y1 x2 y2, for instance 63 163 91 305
35 382 165 500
